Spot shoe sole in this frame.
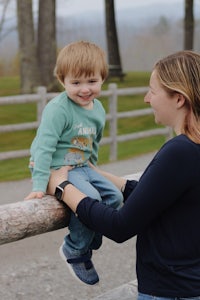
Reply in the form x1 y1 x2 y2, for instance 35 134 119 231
59 245 99 286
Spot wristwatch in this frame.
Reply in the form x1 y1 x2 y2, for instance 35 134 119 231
54 180 72 201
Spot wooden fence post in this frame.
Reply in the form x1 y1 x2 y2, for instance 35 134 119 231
108 83 118 161
166 126 174 141
37 86 47 122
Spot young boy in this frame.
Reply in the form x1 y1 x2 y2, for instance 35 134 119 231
25 41 123 285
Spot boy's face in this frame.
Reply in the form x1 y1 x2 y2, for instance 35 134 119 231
63 72 103 109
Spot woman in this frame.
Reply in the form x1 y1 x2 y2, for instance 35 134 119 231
48 50 200 298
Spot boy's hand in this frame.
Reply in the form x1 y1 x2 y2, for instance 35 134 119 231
24 191 45 200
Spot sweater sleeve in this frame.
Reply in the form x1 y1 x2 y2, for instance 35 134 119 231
76 137 197 243
31 101 69 192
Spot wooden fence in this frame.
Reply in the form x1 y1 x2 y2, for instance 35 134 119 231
0 84 172 161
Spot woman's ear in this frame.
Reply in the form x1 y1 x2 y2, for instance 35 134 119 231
176 93 186 108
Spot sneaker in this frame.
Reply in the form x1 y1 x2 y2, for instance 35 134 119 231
59 243 99 285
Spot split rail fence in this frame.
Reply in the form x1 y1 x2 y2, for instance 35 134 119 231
0 84 172 162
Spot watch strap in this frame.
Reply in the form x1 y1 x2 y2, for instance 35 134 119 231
59 180 72 190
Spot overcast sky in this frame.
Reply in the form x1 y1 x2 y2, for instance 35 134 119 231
0 0 191 22
56 0 182 17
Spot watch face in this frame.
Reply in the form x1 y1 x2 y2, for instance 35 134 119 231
55 186 63 201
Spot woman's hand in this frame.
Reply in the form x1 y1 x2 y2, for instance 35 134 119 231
47 166 73 195
47 166 86 212
89 161 127 191
88 161 97 170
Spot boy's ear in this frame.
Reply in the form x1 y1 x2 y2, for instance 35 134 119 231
176 93 186 108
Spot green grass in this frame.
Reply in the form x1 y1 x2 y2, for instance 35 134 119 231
0 76 20 96
0 157 31 181
0 72 166 182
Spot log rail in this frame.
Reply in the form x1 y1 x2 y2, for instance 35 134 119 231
0 196 70 245
0 173 141 246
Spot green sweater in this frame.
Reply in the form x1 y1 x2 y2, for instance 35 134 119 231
30 91 105 192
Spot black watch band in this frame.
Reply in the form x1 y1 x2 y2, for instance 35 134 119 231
54 180 72 201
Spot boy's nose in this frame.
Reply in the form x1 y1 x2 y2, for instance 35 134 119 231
80 85 90 93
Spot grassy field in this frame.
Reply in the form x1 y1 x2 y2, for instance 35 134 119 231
0 72 165 182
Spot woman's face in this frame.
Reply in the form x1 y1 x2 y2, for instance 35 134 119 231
144 70 179 127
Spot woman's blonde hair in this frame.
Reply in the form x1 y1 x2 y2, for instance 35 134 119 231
54 40 108 84
154 50 200 143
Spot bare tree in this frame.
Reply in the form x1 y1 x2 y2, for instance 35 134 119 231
0 0 16 42
38 0 57 91
105 0 124 80
0 0 10 37
184 0 194 50
17 0 57 93
17 0 39 93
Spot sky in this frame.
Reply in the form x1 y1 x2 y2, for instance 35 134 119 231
56 0 183 17
0 0 188 22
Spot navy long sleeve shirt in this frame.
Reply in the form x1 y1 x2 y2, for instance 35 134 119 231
76 135 200 297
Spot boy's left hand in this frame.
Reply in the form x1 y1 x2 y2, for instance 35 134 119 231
24 191 45 200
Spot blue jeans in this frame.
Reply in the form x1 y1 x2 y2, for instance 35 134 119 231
138 292 200 300
63 165 123 256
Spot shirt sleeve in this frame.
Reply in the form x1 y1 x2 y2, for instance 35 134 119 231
31 102 69 192
76 138 196 243
123 180 138 201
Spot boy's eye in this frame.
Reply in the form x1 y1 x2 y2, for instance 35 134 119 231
72 81 80 85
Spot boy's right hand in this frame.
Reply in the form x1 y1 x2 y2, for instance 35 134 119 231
24 191 45 200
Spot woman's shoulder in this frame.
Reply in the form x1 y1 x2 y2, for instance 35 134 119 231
156 134 200 164
164 134 198 151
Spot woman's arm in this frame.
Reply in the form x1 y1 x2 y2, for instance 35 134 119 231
48 166 140 242
88 162 127 191
48 165 127 211
48 140 194 244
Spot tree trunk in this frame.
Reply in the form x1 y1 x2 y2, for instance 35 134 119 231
105 0 124 80
0 196 70 245
17 0 40 93
38 0 57 91
184 0 194 50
